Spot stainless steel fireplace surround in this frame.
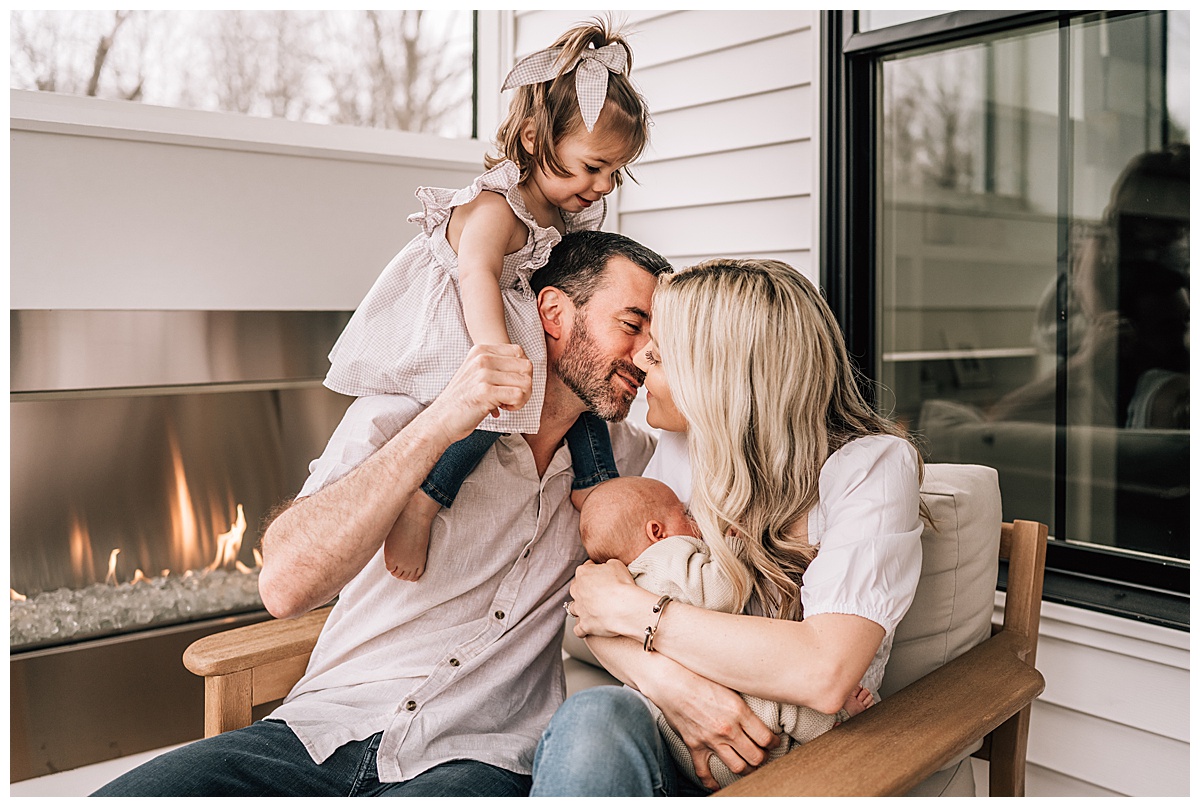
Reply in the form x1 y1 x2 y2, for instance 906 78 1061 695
10 309 353 781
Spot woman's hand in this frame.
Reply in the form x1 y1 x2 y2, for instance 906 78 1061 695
645 664 779 791
569 560 656 640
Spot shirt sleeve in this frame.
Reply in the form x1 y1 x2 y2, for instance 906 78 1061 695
799 435 923 635
297 394 426 499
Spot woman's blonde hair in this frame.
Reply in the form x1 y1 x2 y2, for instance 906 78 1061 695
653 259 923 620
486 17 650 186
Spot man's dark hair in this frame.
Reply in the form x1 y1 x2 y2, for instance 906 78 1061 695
530 230 673 307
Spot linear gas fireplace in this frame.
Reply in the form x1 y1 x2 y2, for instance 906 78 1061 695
10 309 353 780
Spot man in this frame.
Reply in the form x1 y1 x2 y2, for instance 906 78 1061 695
92 231 670 797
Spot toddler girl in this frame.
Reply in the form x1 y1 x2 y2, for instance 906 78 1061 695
323 19 652 580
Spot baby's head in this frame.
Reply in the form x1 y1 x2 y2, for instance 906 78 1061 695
579 477 696 565
489 17 651 190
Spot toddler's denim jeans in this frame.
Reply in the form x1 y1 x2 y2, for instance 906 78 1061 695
420 411 619 508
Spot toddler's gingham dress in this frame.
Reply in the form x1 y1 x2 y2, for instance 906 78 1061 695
325 160 607 434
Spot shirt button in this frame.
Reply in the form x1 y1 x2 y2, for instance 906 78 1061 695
523 549 530 559
405 700 417 711
495 610 505 620
449 658 460 667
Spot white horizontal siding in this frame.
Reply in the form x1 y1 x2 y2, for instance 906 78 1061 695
515 10 819 277
622 197 812 258
988 595 1190 797
617 10 815 69
644 87 813 161
633 28 814 113
622 142 812 212
512 10 671 58
1027 699 1189 796
972 758 1124 797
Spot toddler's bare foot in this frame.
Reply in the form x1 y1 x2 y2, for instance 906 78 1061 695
570 487 595 512
841 685 875 718
383 490 441 581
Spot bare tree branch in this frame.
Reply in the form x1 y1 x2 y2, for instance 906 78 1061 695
86 10 131 96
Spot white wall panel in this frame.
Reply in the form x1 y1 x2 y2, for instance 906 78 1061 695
992 595 1190 796
1035 632 1189 742
643 87 812 162
971 758 1123 797
621 142 811 212
511 11 821 277
623 10 814 68
622 197 811 258
634 30 813 113
1026 700 1189 796
513 10 670 58
10 129 479 311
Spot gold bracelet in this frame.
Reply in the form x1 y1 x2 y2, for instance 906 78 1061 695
642 594 672 652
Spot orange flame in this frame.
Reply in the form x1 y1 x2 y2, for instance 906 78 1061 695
208 505 247 572
68 510 95 587
11 588 26 602
105 548 121 585
167 426 205 571
131 569 148 584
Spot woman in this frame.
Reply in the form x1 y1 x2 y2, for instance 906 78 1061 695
530 259 925 795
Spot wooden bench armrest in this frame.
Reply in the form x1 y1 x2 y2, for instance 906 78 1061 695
183 606 332 678
715 630 1045 797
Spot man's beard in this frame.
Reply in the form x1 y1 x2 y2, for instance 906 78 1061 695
553 312 646 422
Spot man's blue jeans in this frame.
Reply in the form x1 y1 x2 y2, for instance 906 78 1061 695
530 687 710 797
90 719 531 797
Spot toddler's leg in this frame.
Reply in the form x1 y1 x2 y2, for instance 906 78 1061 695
564 412 620 511
384 429 500 581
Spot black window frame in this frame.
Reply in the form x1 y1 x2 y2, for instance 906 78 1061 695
820 9 1188 630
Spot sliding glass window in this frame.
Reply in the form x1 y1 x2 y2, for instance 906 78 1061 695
838 10 1188 621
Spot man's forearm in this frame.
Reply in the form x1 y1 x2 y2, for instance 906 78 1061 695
257 344 534 618
257 407 450 618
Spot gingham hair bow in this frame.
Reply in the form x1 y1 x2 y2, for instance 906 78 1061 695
501 42 628 132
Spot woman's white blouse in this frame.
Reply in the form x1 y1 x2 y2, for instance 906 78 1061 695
643 431 923 694
799 435 922 636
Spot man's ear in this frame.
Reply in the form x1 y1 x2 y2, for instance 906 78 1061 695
538 286 572 341
646 520 669 544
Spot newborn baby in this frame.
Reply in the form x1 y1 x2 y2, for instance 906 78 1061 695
578 476 872 790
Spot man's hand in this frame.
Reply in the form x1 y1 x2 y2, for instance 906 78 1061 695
425 344 533 444
645 666 779 791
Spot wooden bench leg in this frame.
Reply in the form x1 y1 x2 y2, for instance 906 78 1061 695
204 670 253 738
988 703 1032 796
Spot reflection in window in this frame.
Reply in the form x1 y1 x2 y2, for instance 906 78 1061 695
878 11 1188 563
9 10 475 138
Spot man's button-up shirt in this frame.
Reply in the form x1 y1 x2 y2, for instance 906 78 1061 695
269 394 655 782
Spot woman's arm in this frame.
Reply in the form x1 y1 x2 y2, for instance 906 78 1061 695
577 435 923 713
585 632 779 792
571 562 883 715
